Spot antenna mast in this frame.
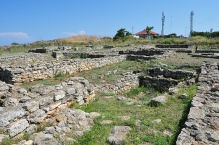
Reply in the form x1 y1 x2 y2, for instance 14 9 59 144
161 12 165 36
190 11 194 37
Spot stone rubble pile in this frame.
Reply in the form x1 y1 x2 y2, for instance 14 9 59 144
176 62 219 145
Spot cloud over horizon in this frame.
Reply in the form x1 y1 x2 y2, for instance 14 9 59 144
0 32 29 39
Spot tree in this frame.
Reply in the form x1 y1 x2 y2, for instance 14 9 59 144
113 28 132 41
145 26 154 38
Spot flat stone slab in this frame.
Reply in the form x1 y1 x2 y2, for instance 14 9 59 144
107 126 131 145
150 96 167 106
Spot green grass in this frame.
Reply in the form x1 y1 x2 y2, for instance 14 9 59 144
71 84 196 145
75 60 150 84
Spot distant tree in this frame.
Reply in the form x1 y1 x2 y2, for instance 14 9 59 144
145 26 154 34
11 42 19 45
113 28 132 41
145 26 154 38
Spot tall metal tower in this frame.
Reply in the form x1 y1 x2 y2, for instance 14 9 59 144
161 12 165 36
190 11 194 37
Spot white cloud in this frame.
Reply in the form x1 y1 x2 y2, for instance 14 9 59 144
0 32 29 39
63 30 86 36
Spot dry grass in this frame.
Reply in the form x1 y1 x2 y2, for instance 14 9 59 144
58 35 99 44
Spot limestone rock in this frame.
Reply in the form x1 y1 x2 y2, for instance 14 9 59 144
107 126 132 145
23 100 39 112
0 106 26 127
32 132 59 145
152 119 161 124
54 90 65 101
17 140 33 145
179 93 189 99
8 119 29 137
150 96 167 106
28 109 46 123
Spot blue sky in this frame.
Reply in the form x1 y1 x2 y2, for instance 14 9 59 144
0 0 219 46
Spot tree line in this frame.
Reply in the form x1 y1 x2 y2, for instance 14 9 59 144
191 31 219 38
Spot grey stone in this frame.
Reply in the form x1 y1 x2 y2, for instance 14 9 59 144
66 88 76 95
32 132 59 145
44 127 56 134
8 119 29 137
23 100 39 112
152 119 161 124
107 126 132 145
168 87 178 95
119 116 130 121
39 96 53 108
0 84 9 92
150 96 167 106
17 140 33 145
28 109 46 123
101 120 113 124
49 101 61 110
13 68 25 74
26 124 37 134
188 107 205 119
54 90 65 101
0 106 26 127
89 112 101 119
179 93 189 99
19 96 31 103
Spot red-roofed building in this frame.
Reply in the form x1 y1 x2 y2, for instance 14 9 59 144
135 29 159 38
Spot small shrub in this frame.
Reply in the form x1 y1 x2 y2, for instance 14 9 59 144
80 54 89 59
1 137 13 145
23 133 31 141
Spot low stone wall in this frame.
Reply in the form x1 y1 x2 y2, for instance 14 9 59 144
155 44 189 48
0 77 95 138
146 67 195 80
139 76 179 92
119 48 165 56
0 55 126 84
139 67 196 92
192 53 219 59
176 62 219 145
94 71 139 94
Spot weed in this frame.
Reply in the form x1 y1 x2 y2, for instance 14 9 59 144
1 137 13 145
22 133 31 141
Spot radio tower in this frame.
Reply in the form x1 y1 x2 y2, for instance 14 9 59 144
161 12 165 36
190 11 194 37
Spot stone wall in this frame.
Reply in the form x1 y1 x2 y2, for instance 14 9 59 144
0 77 95 138
176 62 219 145
0 55 126 85
94 71 140 94
155 44 189 48
139 67 196 92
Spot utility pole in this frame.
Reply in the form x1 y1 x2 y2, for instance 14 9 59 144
161 12 165 36
190 11 194 37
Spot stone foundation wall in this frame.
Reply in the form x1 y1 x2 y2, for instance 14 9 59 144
176 62 219 145
139 67 196 92
0 55 126 84
94 71 140 94
155 44 190 48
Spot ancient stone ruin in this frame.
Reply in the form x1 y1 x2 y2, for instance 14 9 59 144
176 62 219 145
139 67 196 92
0 44 219 144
